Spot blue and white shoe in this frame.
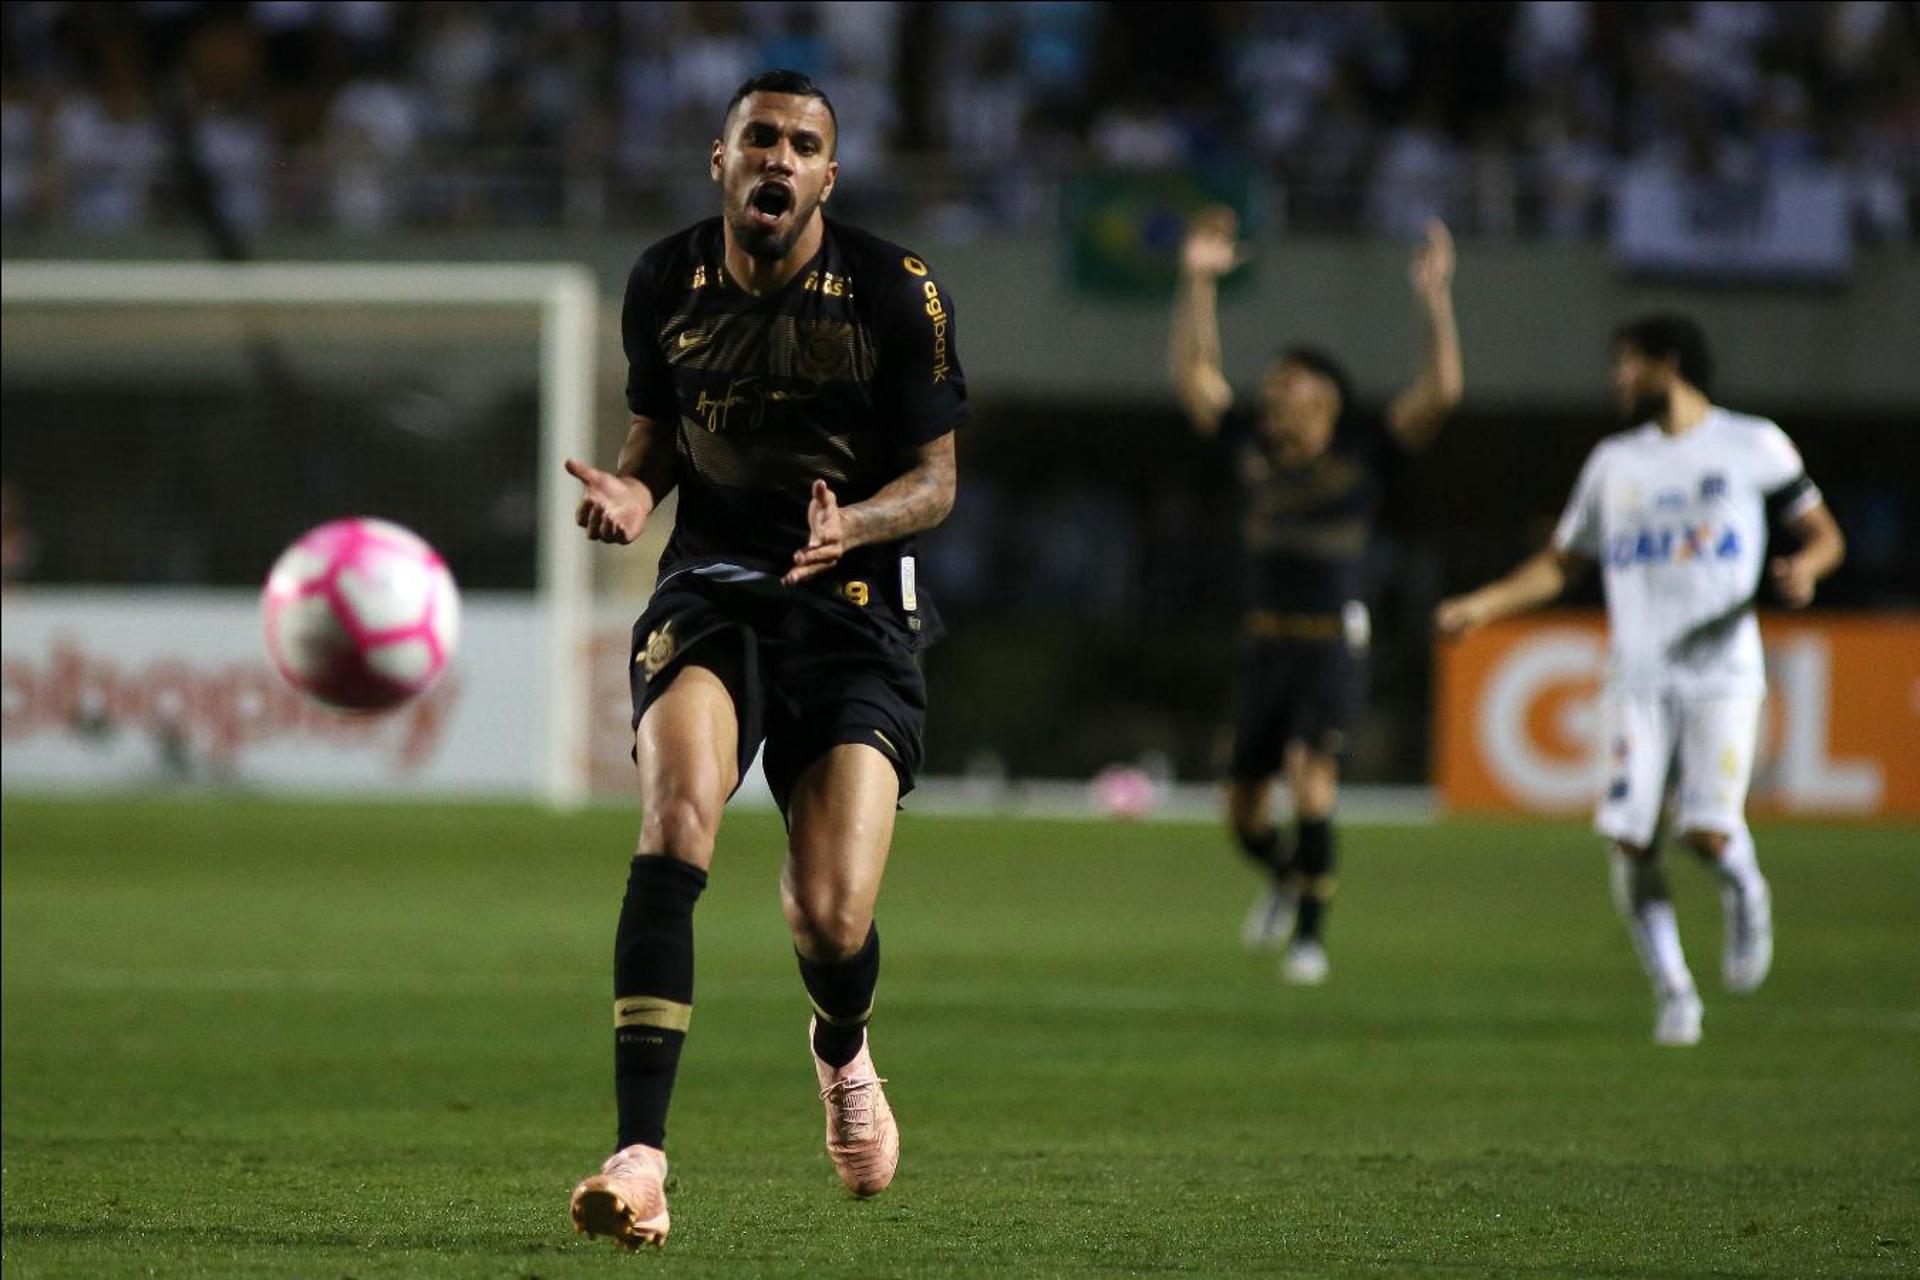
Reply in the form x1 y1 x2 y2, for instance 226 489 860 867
1241 884 1295 951
1722 877 1773 995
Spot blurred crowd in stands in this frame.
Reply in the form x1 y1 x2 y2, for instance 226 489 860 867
2 1 1915 240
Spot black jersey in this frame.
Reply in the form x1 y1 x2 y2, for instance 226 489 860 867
623 216 967 648
1221 405 1399 617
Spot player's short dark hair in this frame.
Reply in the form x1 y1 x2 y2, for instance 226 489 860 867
1613 313 1714 397
1276 345 1354 415
723 70 837 149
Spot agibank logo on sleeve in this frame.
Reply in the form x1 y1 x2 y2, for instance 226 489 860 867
1606 522 1742 568
903 256 950 384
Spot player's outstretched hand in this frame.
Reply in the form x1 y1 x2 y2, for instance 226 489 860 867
784 479 847 586
1770 555 1817 608
1411 219 1455 301
565 457 653 545
1434 594 1486 637
1181 205 1249 279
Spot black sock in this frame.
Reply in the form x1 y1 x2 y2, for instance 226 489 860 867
1293 817 1336 941
1235 825 1290 879
613 854 707 1151
797 925 881 1069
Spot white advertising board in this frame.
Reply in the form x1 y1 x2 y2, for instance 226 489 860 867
2 590 550 794
1612 164 1852 284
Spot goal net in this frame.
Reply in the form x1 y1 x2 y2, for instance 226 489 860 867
1 261 599 805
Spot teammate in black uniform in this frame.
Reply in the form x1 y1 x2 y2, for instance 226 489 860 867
1169 206 1461 985
565 71 964 1249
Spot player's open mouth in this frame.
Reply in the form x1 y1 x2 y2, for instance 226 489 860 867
747 181 793 228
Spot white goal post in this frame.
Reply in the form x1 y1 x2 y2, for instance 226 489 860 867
0 261 598 807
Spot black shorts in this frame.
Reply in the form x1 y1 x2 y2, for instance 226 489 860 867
628 573 926 815
1227 637 1365 780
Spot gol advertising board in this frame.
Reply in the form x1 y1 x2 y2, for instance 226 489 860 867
2 590 550 794
1436 612 1920 818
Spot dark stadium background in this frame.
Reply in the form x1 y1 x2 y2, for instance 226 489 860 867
6 7 1920 1279
3 1 1915 788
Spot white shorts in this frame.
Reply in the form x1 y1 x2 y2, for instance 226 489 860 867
1594 690 1762 848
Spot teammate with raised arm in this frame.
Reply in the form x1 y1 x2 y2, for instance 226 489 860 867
1170 208 1462 984
563 70 965 1248
1437 314 1844 1046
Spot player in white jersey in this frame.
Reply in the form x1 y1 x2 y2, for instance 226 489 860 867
1436 314 1845 1046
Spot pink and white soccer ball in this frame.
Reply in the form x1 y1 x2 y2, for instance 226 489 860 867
262 518 460 712
1091 763 1163 820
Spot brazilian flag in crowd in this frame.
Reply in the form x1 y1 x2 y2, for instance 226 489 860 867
1063 164 1256 299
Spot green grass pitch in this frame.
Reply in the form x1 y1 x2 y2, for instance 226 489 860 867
3 797 1916 1278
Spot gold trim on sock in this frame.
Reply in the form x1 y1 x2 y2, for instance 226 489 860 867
614 996 693 1032
807 995 874 1027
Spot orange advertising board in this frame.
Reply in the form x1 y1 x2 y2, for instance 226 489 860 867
1436 612 1920 817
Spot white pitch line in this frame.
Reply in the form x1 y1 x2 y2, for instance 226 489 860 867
21 969 1919 1033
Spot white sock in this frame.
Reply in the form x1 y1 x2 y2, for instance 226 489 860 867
1710 826 1766 902
1610 852 1697 999
1635 901 1696 999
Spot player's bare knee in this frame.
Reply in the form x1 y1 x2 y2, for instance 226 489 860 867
1225 782 1270 836
1609 841 1672 914
783 888 867 960
1290 755 1339 818
1294 788 1337 821
1680 829 1729 861
642 788 723 864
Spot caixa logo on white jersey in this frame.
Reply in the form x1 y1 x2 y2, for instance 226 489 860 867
1605 523 1741 568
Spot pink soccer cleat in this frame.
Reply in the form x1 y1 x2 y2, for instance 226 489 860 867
569 1143 670 1249
811 1019 900 1197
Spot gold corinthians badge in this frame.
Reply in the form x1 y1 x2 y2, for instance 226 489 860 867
639 621 677 679
796 320 854 383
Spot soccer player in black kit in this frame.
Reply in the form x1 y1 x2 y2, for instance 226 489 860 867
1169 206 1461 985
564 71 964 1249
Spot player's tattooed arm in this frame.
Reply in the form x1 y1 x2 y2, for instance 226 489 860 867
1435 547 1591 636
1772 501 1845 607
564 413 678 545
1388 220 1463 451
784 433 958 586
1170 206 1242 436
